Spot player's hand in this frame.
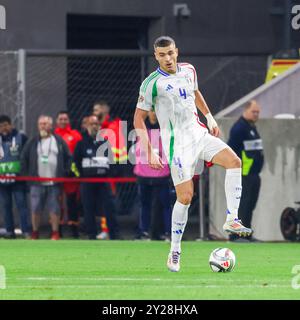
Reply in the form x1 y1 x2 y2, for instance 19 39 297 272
205 113 220 137
148 151 164 170
210 126 220 137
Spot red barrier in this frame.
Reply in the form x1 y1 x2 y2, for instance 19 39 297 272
0 175 137 183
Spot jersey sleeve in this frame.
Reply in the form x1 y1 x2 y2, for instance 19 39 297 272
136 79 154 112
189 64 198 91
194 67 198 91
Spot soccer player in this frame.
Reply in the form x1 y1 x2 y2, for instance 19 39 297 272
133 36 252 272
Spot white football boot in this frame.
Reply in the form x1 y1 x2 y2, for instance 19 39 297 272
223 219 252 237
167 251 181 272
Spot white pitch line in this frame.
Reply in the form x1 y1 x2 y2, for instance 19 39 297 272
22 277 164 281
3 284 293 289
19 277 290 283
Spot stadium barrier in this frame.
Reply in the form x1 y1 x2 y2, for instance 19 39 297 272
215 61 300 118
209 118 300 241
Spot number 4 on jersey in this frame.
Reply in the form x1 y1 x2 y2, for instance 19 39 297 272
179 88 187 99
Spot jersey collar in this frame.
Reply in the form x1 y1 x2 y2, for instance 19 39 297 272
157 67 170 77
157 64 181 76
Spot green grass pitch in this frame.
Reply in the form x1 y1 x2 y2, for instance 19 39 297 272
0 240 299 300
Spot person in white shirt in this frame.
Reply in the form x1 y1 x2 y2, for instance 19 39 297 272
21 115 71 240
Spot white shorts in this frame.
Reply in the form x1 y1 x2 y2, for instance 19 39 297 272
170 132 228 186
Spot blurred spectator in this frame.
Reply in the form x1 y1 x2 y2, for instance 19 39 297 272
54 111 82 238
93 100 128 239
0 115 30 238
134 111 172 240
73 115 120 240
21 115 71 240
93 100 128 164
80 115 89 134
228 100 264 242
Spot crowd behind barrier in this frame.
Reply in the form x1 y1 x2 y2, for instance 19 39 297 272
0 101 175 240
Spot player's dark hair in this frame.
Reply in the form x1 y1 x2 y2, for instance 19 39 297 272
0 115 11 124
56 110 69 118
154 36 176 48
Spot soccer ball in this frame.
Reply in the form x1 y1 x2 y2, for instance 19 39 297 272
209 248 236 272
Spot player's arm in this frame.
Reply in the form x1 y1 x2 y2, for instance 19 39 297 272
133 108 163 170
195 90 220 137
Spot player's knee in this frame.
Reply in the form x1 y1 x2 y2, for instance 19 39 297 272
230 156 241 168
178 192 193 205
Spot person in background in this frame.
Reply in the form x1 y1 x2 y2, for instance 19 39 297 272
228 100 264 242
73 115 120 240
80 116 90 135
134 111 172 240
93 101 128 164
0 115 30 238
21 115 71 240
93 101 128 239
54 111 82 238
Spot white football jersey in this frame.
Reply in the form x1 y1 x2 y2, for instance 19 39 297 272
136 63 208 165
